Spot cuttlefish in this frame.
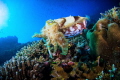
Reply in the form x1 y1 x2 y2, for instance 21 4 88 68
33 16 89 58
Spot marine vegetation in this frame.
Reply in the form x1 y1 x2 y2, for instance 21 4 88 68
0 7 120 80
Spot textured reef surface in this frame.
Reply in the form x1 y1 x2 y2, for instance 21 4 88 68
0 7 120 80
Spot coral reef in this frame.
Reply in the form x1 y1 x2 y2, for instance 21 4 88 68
33 16 88 58
0 34 120 80
87 7 120 64
0 7 120 80
0 40 52 80
0 56 52 80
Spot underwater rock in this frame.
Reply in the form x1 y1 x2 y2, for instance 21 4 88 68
0 36 27 65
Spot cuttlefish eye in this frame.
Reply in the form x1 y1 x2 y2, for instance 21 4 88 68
46 20 55 25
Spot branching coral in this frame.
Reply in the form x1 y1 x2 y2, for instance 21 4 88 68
33 16 88 58
0 56 46 80
0 40 52 80
16 41 43 59
100 7 120 22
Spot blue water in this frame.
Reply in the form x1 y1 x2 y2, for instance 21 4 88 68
0 0 119 43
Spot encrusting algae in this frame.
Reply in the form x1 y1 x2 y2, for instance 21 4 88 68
0 7 120 80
